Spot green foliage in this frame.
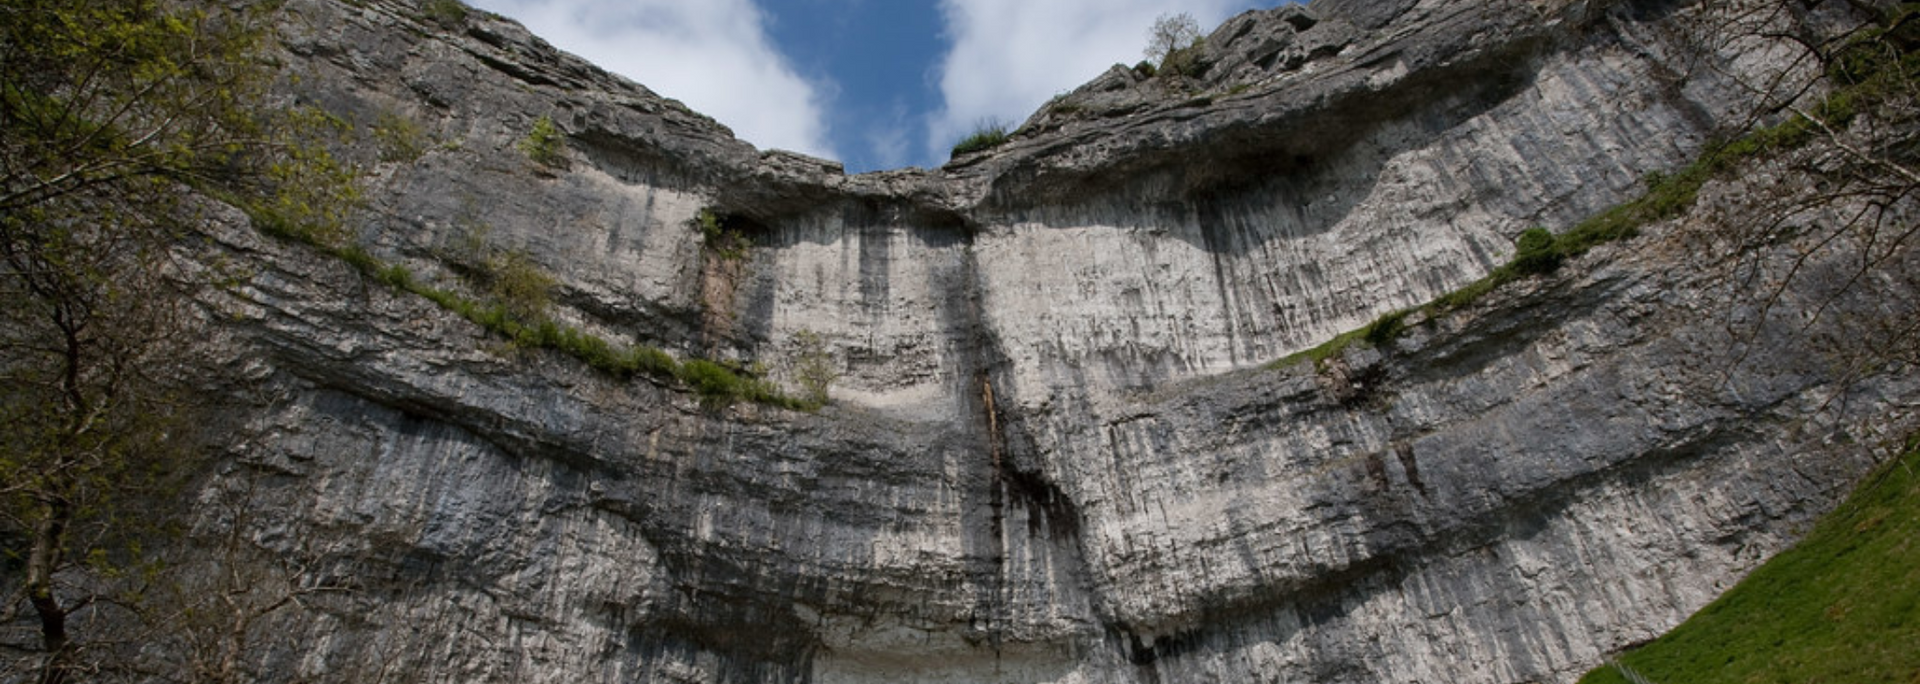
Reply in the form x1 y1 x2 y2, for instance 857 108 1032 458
0 2 273 210
1270 6 1920 372
1045 93 1085 117
548 324 618 368
424 0 469 26
437 220 555 321
1418 228 1576 315
0 1 341 678
792 329 839 408
377 263 415 289
678 359 746 404
1428 276 1501 313
1362 309 1410 347
1269 309 1409 369
246 107 367 248
1147 10 1209 80
1825 5 1920 114
1508 227 1563 276
372 110 429 163
673 358 800 409
271 214 808 410
951 121 1011 158
696 208 751 260
1271 326 1370 369
630 346 677 376
1160 38 1209 79
336 242 382 274
1577 434 1920 684
1419 97 1848 316
484 249 556 321
411 267 793 405
518 114 566 168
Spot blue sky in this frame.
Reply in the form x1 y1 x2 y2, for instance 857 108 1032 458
466 0 1291 172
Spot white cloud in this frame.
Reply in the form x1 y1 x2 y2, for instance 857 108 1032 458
863 101 915 171
928 0 1255 160
467 0 837 159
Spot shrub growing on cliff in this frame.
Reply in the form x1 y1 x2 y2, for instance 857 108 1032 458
519 115 566 168
485 249 557 321
676 358 794 409
425 0 469 26
1508 227 1563 276
372 110 429 163
677 359 743 402
442 220 556 322
792 329 840 407
1362 310 1410 347
696 209 752 260
333 216 813 410
1159 39 1210 79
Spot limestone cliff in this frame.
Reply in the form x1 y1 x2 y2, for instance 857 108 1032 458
116 0 1920 682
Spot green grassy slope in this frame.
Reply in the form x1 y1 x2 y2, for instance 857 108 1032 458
1577 435 1920 684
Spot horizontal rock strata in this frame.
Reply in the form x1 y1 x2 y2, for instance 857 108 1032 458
100 0 1920 682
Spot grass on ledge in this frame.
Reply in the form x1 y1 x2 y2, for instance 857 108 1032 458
1266 28 1906 372
1266 130 1760 371
950 122 1011 158
1575 433 1920 684
245 207 813 411
1269 310 1407 369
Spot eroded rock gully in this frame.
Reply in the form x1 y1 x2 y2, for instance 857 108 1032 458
138 0 1920 681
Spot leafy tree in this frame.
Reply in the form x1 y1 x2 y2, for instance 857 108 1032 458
0 1 354 681
1672 1 1920 373
1145 12 1202 66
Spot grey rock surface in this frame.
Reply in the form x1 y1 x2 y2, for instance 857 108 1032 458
117 0 1920 682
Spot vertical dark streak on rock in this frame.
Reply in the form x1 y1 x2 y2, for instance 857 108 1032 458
697 250 742 357
938 224 1011 661
1195 203 1243 367
1396 441 1429 495
119 0 1919 680
853 202 893 315
978 371 1008 660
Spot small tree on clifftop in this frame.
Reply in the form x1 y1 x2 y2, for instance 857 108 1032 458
1145 12 1203 66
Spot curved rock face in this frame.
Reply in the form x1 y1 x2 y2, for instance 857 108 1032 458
182 0 1915 682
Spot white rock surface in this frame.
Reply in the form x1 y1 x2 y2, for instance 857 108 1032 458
107 0 1920 682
